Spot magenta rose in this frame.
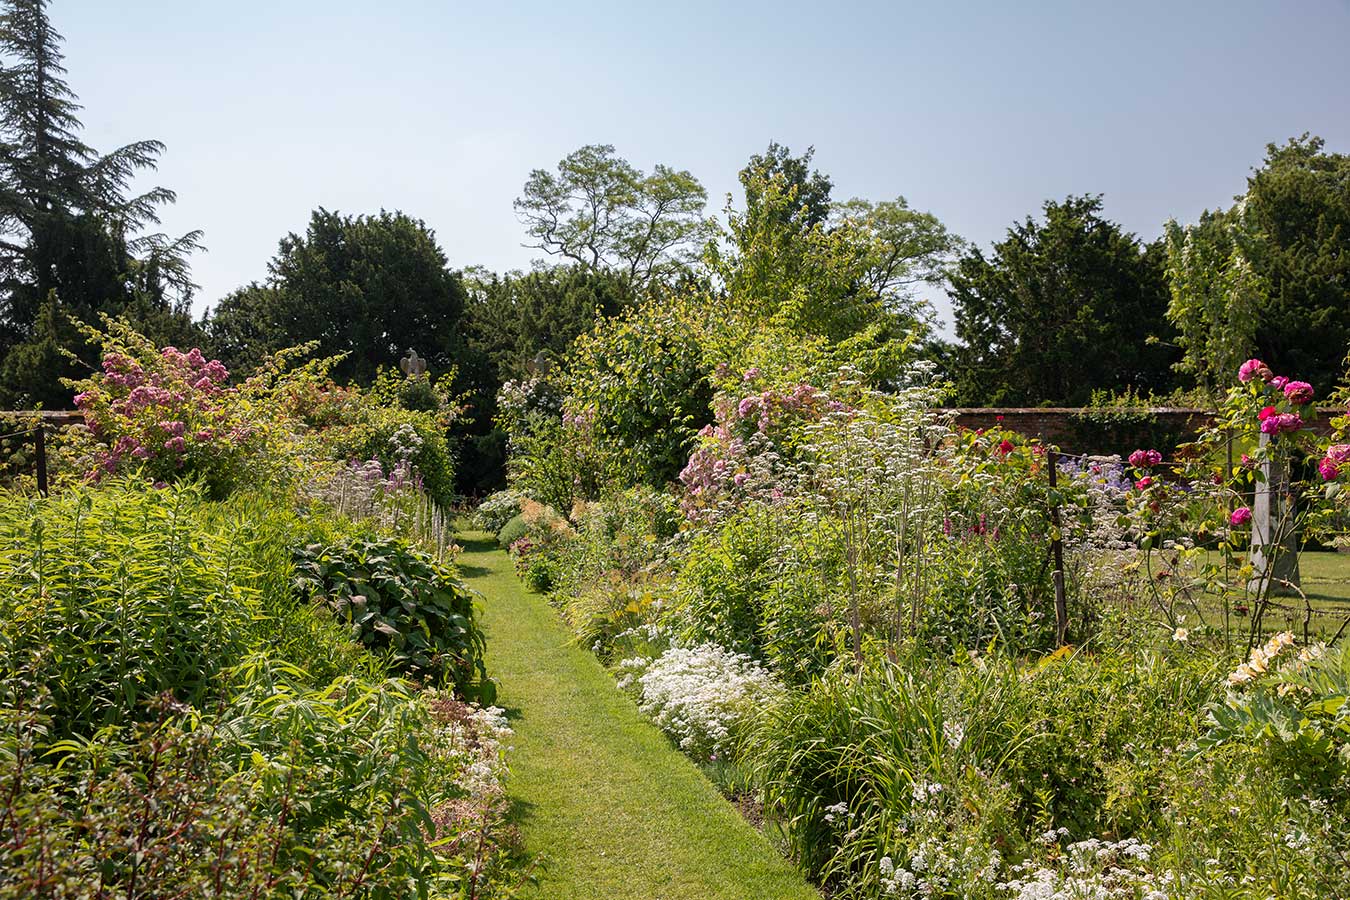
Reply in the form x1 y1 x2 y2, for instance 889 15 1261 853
1319 457 1340 481
1283 381 1313 405
1326 444 1350 463
1230 507 1252 527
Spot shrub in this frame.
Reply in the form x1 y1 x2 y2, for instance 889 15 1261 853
497 513 528 549
0 479 360 737
292 537 492 701
521 555 558 593
67 322 286 497
474 488 523 534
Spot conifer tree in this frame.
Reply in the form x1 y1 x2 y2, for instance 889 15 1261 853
0 0 201 405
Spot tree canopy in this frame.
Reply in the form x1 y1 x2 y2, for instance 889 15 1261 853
514 144 714 292
0 0 200 406
948 195 1178 406
207 208 466 384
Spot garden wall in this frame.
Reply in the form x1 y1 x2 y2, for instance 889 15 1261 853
950 407 1339 456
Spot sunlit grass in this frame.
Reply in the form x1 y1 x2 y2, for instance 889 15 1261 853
456 529 818 900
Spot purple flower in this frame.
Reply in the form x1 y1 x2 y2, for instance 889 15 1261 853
1275 413 1303 433
163 436 187 453
1230 507 1252 527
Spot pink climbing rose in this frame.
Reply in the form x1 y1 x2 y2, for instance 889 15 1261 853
1319 457 1340 481
1128 449 1162 468
1238 359 1271 383
1230 507 1252 527
1283 381 1314 405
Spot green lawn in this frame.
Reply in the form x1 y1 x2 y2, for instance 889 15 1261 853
456 530 818 900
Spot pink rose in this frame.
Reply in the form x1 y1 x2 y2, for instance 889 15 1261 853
1135 477 1153 490
1230 507 1252 527
1319 457 1340 481
1129 449 1162 468
1328 444 1350 463
1238 359 1271 383
1257 406 1276 421
1275 413 1303 433
1283 381 1313 405
1270 376 1289 390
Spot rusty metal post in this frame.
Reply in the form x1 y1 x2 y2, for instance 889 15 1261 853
34 421 48 496
1047 448 1068 646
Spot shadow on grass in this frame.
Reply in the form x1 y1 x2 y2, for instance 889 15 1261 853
457 563 492 578
457 535 499 555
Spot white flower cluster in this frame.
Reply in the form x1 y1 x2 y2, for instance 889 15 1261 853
435 700 514 803
388 422 423 461
999 838 1170 900
618 643 782 760
473 489 523 534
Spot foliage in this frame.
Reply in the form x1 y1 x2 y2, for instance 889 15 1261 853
474 488 524 534
207 208 468 384
497 513 528 549
710 147 954 369
949 195 1180 405
560 295 714 489
514 144 715 292
1165 135 1350 397
293 536 492 701
0 0 202 407
0 476 521 896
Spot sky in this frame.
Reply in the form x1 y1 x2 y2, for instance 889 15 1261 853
57 0 1350 328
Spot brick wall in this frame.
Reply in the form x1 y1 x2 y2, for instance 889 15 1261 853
949 407 1339 454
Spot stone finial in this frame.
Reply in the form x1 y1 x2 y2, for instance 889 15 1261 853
400 349 427 377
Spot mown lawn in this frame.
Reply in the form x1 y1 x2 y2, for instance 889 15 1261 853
456 530 818 900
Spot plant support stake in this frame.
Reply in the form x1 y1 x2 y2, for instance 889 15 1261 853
35 422 48 496
1047 447 1067 646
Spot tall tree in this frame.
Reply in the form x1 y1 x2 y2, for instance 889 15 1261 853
514 144 713 292
206 209 466 384
0 0 200 406
949 195 1179 406
710 144 961 379
737 141 834 240
1166 136 1350 395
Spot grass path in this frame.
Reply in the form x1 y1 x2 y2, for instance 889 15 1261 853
455 531 818 900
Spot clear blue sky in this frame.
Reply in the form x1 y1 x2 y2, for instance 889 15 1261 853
58 0 1350 326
